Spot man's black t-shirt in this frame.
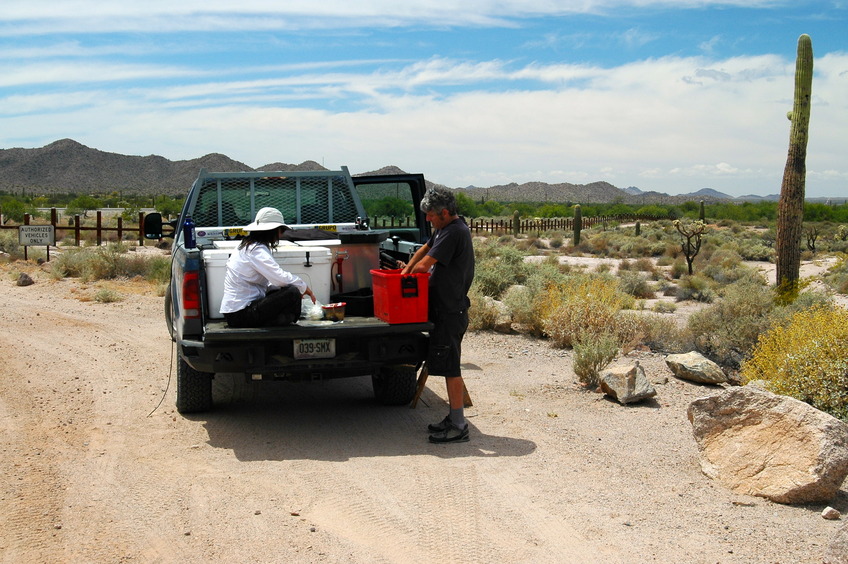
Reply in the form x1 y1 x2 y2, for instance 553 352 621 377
426 218 475 316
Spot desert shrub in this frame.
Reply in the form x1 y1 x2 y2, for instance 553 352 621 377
652 301 677 314
50 245 171 283
618 270 655 299
676 274 715 303
823 255 848 294
94 288 123 303
735 241 774 262
741 305 848 421
669 258 688 279
502 263 570 336
620 311 689 353
684 279 775 368
468 286 500 331
0 231 23 259
544 274 634 348
549 235 564 249
572 331 619 388
472 243 530 298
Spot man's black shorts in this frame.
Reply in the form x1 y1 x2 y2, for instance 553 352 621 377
427 310 469 378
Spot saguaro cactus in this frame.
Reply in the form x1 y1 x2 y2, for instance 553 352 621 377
512 210 520 236
699 200 705 223
776 34 813 294
573 204 582 246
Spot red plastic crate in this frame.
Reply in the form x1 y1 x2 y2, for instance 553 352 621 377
370 268 430 324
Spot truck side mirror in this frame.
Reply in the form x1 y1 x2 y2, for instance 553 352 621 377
143 212 177 239
143 213 163 239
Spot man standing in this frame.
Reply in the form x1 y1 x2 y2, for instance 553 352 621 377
400 186 475 443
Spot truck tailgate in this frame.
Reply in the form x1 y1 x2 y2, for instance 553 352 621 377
202 317 433 343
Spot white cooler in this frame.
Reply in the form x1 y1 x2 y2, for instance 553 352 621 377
204 245 334 319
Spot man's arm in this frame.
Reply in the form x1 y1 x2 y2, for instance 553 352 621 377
400 242 436 274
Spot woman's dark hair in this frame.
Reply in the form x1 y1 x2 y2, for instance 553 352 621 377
238 227 281 250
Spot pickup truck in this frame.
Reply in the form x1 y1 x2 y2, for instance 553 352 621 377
143 167 433 413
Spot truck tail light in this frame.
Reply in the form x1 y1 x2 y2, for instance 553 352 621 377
182 271 201 319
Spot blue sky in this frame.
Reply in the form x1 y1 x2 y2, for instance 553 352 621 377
1 1 846 198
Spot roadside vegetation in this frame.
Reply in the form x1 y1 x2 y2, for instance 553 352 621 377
466 216 848 420
2 193 847 420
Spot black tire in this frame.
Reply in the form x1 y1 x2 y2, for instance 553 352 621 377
372 364 418 406
164 285 175 341
176 358 213 413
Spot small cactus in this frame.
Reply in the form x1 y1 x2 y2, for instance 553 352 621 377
635 220 641 236
573 204 582 246
512 210 520 236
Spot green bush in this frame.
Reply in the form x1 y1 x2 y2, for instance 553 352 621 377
50 245 171 283
572 331 619 388
468 286 501 331
741 305 848 421
618 271 655 299
473 242 530 298
676 274 715 303
502 262 568 336
543 274 634 348
94 288 123 303
685 279 774 368
0 230 22 259
823 255 848 295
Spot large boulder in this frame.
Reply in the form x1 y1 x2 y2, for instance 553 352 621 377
665 351 727 384
688 386 848 504
600 361 657 405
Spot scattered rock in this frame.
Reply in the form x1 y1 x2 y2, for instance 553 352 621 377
481 295 513 334
16 273 34 287
825 521 848 564
600 361 657 404
666 351 727 384
688 386 848 504
822 506 842 520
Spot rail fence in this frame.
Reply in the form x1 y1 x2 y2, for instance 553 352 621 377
372 213 662 234
0 209 146 247
0 209 665 250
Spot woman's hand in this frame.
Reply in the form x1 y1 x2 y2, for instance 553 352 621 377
303 287 316 303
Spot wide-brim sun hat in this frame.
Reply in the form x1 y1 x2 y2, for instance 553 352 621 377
243 207 289 231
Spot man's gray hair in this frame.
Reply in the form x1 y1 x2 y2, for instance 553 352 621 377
419 186 457 215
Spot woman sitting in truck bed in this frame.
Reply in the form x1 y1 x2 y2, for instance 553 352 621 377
219 207 316 327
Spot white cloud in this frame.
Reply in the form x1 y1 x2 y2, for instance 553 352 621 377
0 1 787 34
2 36 846 197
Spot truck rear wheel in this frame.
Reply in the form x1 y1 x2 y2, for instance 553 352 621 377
372 364 418 405
176 358 213 413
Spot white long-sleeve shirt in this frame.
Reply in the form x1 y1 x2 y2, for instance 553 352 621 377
219 243 307 314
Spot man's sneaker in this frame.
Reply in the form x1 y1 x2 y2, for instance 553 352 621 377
427 415 452 433
428 423 469 444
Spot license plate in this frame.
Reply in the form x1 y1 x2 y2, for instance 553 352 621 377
293 338 336 360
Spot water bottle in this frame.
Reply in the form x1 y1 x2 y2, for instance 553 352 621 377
183 216 196 248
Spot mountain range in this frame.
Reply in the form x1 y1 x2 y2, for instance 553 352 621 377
0 139 831 204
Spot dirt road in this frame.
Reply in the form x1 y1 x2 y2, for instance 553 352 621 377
1 267 845 563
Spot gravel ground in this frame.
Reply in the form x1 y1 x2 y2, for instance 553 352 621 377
1 256 846 563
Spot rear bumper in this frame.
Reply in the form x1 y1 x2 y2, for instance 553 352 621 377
179 317 432 376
